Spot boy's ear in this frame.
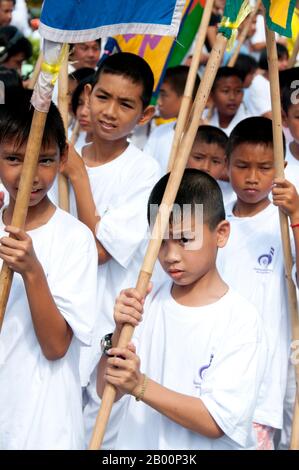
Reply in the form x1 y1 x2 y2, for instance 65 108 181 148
216 220 230 248
281 109 288 128
59 143 69 169
138 105 155 126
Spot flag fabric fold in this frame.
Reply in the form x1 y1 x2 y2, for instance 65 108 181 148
262 0 296 38
218 0 252 41
39 0 186 43
31 40 65 112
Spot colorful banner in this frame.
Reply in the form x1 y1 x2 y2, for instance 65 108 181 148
167 0 205 68
262 0 296 37
106 1 205 97
39 0 185 43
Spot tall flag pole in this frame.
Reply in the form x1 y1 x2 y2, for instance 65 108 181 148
167 0 215 172
262 0 299 450
89 0 252 450
0 0 186 331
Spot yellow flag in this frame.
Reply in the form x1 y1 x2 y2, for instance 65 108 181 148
263 0 296 37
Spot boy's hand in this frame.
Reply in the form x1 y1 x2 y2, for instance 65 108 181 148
272 178 299 223
114 284 152 335
0 226 40 276
60 143 85 180
105 342 144 396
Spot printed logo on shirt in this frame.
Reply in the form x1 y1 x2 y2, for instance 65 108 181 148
193 353 214 396
254 247 275 274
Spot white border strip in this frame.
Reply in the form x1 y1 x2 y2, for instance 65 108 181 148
39 0 185 43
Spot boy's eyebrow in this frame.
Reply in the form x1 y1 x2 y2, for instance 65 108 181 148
94 86 138 104
233 157 273 163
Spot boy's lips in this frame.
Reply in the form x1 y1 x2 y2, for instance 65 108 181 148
99 120 116 130
243 187 259 193
168 268 184 279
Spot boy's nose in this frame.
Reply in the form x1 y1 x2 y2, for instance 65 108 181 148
33 172 40 185
200 160 211 174
103 100 117 118
163 242 181 263
245 168 258 183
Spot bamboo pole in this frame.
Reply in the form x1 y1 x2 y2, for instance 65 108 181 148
58 45 70 212
288 33 299 68
265 24 299 450
227 0 261 67
0 111 48 331
291 394 299 449
70 120 80 146
27 52 43 90
88 32 228 450
167 0 214 172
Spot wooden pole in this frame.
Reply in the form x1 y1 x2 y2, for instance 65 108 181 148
88 32 228 450
0 111 48 331
265 24 299 450
291 394 299 449
167 0 214 172
70 120 80 146
27 52 43 90
227 0 261 67
58 45 70 212
288 33 299 68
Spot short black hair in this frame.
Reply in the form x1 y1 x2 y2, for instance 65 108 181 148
234 54 257 82
0 26 32 63
0 65 23 102
147 169 225 231
212 66 244 90
71 75 95 115
93 52 154 108
227 116 286 160
195 125 228 150
0 89 66 154
68 67 95 83
163 65 200 100
258 44 289 71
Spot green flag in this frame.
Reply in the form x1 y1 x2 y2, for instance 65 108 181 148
218 0 252 41
262 0 296 37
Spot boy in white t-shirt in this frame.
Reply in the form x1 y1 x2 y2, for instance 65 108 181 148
216 116 299 450
282 84 299 190
187 125 236 206
96 169 266 450
205 67 249 136
0 91 98 449
59 53 161 443
144 66 200 173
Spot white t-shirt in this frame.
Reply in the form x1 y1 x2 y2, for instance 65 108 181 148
144 121 175 174
218 180 237 207
0 207 98 449
217 202 291 429
49 144 161 382
102 282 266 450
204 103 250 136
245 74 271 117
285 143 299 190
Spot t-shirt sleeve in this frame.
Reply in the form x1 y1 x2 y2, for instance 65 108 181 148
47 221 98 346
199 308 266 447
96 156 160 268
